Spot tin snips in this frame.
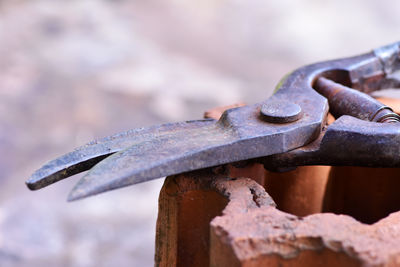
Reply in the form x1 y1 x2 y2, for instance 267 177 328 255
26 42 400 201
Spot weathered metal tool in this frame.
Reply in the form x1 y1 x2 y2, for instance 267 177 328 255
26 42 400 201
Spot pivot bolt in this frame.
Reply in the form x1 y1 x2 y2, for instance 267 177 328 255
260 100 302 123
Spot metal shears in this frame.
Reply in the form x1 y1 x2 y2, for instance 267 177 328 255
26 42 400 201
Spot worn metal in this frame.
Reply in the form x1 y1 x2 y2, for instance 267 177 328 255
27 41 400 200
260 100 303 123
315 77 400 123
27 119 216 190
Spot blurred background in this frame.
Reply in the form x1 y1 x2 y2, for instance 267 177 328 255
0 0 399 266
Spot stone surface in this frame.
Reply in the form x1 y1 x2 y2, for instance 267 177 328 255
211 189 400 267
155 172 274 267
156 166 400 267
323 167 400 224
264 166 330 216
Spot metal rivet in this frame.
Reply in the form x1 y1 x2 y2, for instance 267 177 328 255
260 100 302 123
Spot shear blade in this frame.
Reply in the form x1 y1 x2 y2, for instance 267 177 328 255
26 119 215 190
67 121 239 201
67 98 327 200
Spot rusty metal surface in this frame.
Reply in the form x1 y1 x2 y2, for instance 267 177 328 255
260 100 303 123
27 41 400 200
315 77 400 123
26 119 215 190
262 42 400 170
262 115 400 169
37 86 328 200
